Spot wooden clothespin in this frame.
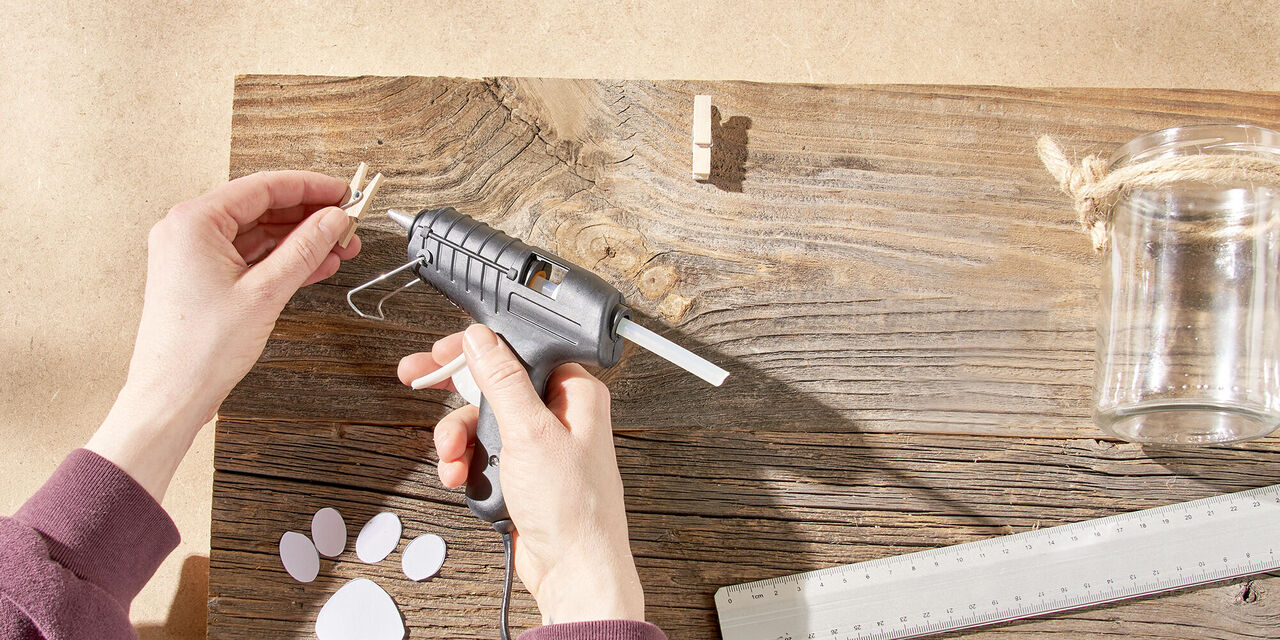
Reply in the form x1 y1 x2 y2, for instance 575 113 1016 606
339 162 383 248
691 95 713 181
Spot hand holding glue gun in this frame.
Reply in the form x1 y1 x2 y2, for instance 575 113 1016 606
358 205 728 637
399 325 647 625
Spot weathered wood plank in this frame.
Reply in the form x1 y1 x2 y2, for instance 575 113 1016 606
214 75 1280 639
211 417 1280 638
220 76 1280 437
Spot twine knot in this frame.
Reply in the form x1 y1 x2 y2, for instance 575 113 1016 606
1036 134 1280 252
1037 137 1112 250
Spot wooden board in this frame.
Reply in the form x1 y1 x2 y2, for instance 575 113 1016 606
211 76 1280 639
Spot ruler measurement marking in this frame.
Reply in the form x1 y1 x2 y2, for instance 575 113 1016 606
717 484 1280 639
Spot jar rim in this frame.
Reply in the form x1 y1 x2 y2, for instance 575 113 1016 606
1109 123 1280 170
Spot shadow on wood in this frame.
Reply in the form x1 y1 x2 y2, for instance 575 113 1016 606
137 554 209 640
710 107 750 192
613 320 1041 636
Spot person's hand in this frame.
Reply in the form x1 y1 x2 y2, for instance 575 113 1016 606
89 171 360 499
398 325 645 625
127 170 360 424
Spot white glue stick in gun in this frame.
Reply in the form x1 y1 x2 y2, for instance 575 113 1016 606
349 207 727 640
409 315 726 391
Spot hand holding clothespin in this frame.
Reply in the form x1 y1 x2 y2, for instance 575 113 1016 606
339 162 383 248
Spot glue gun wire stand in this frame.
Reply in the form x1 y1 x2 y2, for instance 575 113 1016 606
349 207 729 639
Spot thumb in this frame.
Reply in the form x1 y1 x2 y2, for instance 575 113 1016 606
247 206 348 298
462 325 556 440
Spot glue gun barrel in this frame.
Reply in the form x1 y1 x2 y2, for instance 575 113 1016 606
615 317 728 386
390 206 727 386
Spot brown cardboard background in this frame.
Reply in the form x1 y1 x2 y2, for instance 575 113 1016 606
1 1 1276 637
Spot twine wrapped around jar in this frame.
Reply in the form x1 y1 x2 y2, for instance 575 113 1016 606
1036 135 1280 251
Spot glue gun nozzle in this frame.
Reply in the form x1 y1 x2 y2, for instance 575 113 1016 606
388 209 415 233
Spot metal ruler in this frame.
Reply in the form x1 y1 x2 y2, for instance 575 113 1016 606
716 484 1280 640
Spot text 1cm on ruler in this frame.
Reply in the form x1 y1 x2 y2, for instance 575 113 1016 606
715 484 1280 640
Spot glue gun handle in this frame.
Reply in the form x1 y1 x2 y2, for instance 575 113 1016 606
464 360 553 524
464 401 510 523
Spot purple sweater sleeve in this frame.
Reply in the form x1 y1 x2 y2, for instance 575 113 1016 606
0 449 180 639
518 620 667 640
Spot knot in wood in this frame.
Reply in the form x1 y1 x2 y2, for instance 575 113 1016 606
565 221 653 278
637 264 680 300
657 293 694 323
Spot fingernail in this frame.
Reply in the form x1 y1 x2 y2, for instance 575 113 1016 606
318 207 347 236
463 325 498 356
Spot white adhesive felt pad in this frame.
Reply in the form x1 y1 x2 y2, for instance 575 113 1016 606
356 512 402 564
279 531 319 583
311 507 347 557
316 578 405 640
401 534 447 581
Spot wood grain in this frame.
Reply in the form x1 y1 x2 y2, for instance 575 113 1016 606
213 76 1280 639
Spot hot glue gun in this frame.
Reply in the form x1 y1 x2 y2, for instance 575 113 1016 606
348 206 727 638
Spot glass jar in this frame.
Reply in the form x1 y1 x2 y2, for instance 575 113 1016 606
1095 124 1280 445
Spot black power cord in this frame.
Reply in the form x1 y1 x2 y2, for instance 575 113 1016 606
494 520 517 640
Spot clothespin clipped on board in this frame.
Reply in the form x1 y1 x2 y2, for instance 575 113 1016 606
339 162 383 248
691 95 713 181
